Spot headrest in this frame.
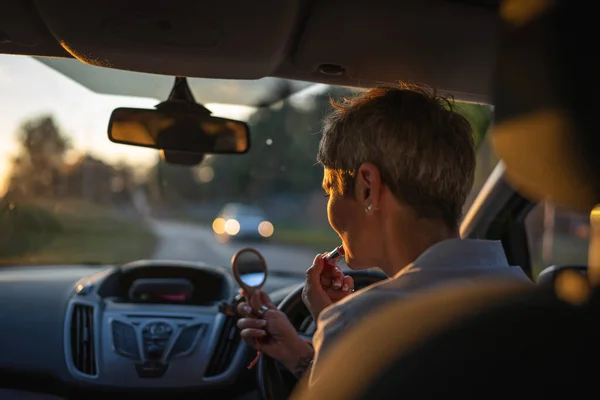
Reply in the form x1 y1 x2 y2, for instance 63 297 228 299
536 264 588 285
491 0 600 213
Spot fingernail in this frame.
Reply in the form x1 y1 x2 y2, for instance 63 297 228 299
243 306 251 313
259 331 267 336
333 280 342 289
258 320 267 327
342 283 349 291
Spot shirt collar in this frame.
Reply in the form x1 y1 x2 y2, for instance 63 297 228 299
395 239 510 278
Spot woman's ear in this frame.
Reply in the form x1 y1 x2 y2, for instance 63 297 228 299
356 163 382 212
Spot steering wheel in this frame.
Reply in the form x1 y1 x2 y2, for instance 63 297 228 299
256 269 387 400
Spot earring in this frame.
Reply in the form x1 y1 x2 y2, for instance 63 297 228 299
365 204 373 213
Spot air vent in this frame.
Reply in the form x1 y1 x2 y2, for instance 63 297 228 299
69 303 97 376
169 324 205 359
204 316 241 377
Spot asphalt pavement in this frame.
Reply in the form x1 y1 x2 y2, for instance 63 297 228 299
148 219 322 274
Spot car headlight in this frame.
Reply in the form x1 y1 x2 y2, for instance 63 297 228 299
212 218 226 234
224 219 240 235
258 221 274 237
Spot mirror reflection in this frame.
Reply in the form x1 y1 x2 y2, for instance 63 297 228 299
235 249 266 288
108 108 250 154
240 272 266 287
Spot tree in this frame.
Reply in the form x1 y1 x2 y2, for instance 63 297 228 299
62 154 132 204
145 156 206 204
204 86 359 202
6 115 70 199
454 102 494 148
151 85 494 210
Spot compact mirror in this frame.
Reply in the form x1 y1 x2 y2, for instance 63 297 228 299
231 248 267 293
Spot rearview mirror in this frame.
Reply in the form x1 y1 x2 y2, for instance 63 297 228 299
107 107 250 154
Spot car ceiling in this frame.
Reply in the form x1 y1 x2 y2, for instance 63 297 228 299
0 0 500 105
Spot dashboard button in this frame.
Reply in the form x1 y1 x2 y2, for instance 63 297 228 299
146 322 173 339
150 324 165 335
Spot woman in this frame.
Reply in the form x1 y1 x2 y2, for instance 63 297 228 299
236 83 532 379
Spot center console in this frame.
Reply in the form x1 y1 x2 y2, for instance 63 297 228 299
63 261 246 388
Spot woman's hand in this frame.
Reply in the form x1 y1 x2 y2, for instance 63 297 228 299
236 290 313 375
302 254 355 320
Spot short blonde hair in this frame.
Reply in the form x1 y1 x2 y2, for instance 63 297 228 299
317 83 475 228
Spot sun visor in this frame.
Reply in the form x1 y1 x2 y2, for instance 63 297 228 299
491 0 599 214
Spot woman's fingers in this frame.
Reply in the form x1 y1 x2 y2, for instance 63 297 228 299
237 317 267 330
319 265 348 291
249 290 275 311
327 288 351 301
236 301 253 316
305 254 327 290
322 266 344 289
342 275 355 292
258 290 277 309
240 328 268 343
320 273 331 287
237 317 268 346
307 252 346 292
325 276 356 301
249 292 261 310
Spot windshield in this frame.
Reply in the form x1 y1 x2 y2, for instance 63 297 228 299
0 55 495 273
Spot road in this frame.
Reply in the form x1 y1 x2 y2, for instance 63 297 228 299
148 219 323 274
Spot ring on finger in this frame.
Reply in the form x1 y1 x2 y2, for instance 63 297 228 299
256 305 269 318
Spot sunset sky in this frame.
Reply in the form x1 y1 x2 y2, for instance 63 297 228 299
0 55 257 194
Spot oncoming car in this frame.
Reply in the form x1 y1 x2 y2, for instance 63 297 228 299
212 203 274 242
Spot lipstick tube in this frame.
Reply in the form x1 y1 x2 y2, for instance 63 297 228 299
324 245 345 268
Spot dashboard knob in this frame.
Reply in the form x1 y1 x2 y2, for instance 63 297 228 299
150 324 162 335
147 344 162 358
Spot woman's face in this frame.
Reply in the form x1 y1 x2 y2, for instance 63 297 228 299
323 167 383 269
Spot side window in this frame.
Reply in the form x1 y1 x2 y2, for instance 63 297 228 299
462 125 499 213
525 202 590 278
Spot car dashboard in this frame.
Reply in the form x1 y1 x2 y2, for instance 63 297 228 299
0 260 306 399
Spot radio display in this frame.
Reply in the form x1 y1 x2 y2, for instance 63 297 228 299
128 278 194 303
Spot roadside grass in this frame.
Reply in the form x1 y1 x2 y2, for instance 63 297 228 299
0 198 158 265
269 224 340 251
